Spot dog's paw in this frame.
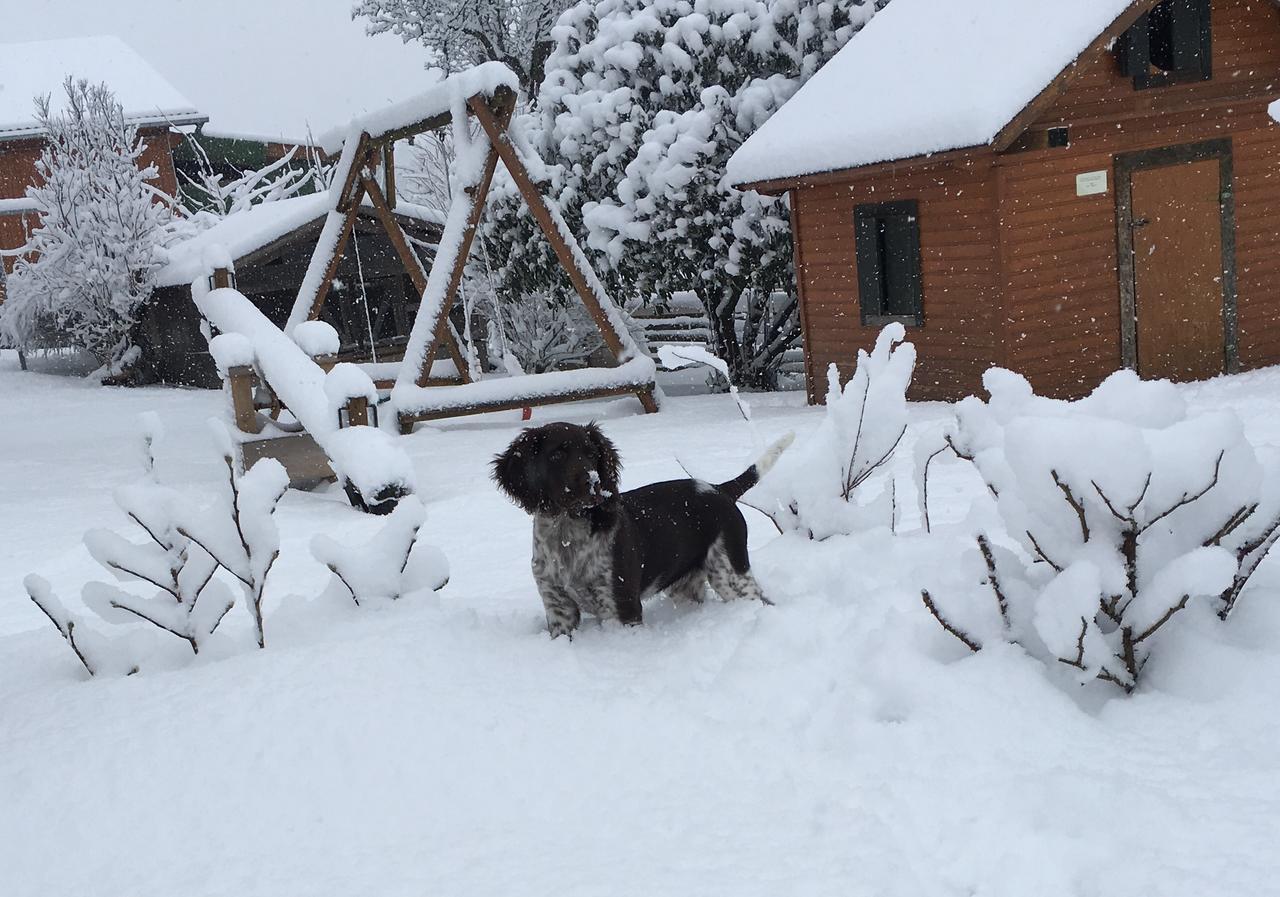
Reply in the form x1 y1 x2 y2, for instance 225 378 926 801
547 619 576 640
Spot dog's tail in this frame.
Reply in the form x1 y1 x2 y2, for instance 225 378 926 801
717 432 795 502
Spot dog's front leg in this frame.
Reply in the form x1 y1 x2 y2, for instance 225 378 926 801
537 582 582 639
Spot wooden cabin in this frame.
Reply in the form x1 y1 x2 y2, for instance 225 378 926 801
727 0 1280 402
137 194 445 386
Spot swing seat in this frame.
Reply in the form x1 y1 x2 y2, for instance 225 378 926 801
357 358 462 391
393 357 656 431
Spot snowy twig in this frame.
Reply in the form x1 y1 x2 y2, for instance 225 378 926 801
920 589 981 653
976 534 1010 629
1051 471 1089 542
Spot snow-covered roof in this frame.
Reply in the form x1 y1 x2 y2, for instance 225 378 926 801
158 194 445 287
0 36 204 140
1 1 446 147
726 0 1140 187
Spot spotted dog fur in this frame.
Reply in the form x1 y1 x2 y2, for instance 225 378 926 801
494 422 792 638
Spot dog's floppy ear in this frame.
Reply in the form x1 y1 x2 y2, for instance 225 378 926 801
585 422 621 495
492 427 548 514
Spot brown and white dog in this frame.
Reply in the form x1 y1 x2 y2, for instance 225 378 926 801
492 421 792 638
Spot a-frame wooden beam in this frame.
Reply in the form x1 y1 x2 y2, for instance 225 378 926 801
296 181 367 325
468 96 659 414
361 174 471 381
410 93 515 387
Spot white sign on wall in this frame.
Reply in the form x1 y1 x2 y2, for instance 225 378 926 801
1076 170 1109 196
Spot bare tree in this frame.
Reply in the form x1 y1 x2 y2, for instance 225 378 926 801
352 0 571 97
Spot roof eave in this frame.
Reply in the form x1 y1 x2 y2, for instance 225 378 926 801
0 111 209 143
733 144 983 195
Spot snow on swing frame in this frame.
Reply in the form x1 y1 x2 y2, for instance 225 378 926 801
190 63 660 513
283 61 661 434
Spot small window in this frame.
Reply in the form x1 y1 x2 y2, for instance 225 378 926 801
854 200 923 327
1117 0 1211 89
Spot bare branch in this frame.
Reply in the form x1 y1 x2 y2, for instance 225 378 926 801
1051 470 1089 542
1138 450 1225 535
1132 595 1191 645
976 534 1010 628
921 589 981 653
1204 504 1258 548
1025 529 1063 572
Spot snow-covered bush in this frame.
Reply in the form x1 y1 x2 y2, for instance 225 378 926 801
751 324 915 539
177 428 289 649
481 0 877 387
922 369 1280 692
0 79 169 368
80 415 236 655
311 496 449 605
23 574 141 678
23 417 287 673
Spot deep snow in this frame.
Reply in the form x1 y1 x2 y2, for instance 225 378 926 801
2 350 1280 897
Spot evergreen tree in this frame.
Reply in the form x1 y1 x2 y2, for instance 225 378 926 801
482 0 878 387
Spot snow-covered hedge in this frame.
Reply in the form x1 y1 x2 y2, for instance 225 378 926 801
922 369 1280 692
751 324 916 539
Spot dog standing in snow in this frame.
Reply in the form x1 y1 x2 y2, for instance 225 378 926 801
492 421 792 638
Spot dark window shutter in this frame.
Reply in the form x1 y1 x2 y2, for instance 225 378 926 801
1122 0 1210 89
1118 12 1151 78
880 205 921 318
855 208 885 320
854 200 922 326
1148 1 1176 71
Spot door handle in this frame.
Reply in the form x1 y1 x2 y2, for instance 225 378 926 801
1132 217 1150 228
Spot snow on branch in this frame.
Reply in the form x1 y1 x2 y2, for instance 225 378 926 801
310 496 449 606
176 431 288 649
921 369 1280 692
749 324 916 539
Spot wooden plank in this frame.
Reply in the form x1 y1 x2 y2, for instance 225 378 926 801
227 365 262 434
469 95 659 415
383 141 396 211
397 382 657 433
242 434 335 487
336 134 372 214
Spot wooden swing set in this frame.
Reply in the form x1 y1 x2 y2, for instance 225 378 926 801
281 67 659 435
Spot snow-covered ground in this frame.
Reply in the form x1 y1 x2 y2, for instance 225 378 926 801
3 350 1280 897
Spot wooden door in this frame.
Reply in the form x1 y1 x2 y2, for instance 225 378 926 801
1128 157 1227 381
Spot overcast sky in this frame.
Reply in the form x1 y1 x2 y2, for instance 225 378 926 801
0 0 436 142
